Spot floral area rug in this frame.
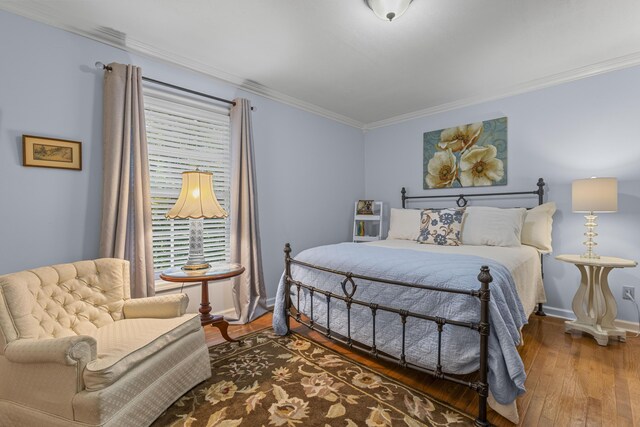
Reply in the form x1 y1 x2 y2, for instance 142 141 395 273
152 328 474 427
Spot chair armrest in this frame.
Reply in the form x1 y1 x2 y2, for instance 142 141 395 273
4 335 97 366
123 293 189 319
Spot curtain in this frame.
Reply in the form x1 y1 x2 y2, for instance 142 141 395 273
99 63 155 298
230 98 268 323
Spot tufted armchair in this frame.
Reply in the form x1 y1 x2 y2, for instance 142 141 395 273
0 258 211 427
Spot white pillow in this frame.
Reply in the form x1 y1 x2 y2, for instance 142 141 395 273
461 206 526 247
521 202 556 253
387 208 421 240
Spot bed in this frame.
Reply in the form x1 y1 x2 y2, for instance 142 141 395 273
273 179 551 425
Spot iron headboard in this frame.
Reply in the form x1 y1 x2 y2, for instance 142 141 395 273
401 178 545 209
400 177 547 316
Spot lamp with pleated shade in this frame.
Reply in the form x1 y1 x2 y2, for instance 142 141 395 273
572 177 618 259
166 170 227 270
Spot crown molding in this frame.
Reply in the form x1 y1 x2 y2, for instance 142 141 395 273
111 32 366 129
0 3 365 129
4 4 640 132
363 51 640 130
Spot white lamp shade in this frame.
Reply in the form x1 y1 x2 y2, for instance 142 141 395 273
572 177 618 213
367 0 413 21
166 171 228 219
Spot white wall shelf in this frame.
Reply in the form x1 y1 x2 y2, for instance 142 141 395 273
353 201 384 243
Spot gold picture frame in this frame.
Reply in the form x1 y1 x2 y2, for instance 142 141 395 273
23 135 82 171
356 199 374 215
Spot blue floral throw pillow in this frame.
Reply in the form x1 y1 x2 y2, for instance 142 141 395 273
417 208 465 246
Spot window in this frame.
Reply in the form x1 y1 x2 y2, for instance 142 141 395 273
144 87 231 276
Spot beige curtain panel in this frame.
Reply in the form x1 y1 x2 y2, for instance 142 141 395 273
99 63 155 298
230 98 268 323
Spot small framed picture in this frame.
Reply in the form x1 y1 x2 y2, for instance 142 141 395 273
23 135 82 171
356 199 374 215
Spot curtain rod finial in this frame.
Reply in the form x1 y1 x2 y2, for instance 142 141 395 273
95 61 112 71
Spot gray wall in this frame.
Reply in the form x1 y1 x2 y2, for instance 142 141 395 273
0 11 365 313
364 66 640 322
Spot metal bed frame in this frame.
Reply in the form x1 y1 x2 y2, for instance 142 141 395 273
282 178 547 426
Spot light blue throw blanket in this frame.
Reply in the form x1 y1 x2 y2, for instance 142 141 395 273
273 243 528 405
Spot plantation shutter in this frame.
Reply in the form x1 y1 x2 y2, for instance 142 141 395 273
143 87 231 275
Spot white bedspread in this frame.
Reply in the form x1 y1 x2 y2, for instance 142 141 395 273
366 239 546 316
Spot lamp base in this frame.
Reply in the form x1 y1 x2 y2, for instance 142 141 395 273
182 218 210 271
182 262 211 271
580 212 599 259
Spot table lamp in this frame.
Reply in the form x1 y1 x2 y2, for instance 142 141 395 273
166 170 228 270
572 177 618 259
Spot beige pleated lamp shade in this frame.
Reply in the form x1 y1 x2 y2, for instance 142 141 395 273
572 177 618 213
166 170 228 219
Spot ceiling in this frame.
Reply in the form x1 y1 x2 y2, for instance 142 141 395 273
3 0 640 128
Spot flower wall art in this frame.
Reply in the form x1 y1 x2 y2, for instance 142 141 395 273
423 117 507 189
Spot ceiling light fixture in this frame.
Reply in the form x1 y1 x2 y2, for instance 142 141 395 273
366 0 413 22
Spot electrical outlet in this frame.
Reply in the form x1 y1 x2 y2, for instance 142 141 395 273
623 286 635 301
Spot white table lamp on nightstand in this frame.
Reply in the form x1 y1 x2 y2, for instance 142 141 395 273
572 177 617 259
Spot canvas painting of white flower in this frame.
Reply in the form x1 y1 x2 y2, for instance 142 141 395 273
423 117 507 189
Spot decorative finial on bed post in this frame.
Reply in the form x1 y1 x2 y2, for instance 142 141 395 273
401 187 406 208
537 178 545 205
478 265 493 283
477 266 493 291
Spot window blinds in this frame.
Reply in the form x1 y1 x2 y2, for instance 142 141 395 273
144 87 231 274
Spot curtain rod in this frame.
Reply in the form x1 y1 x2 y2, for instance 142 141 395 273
95 62 247 109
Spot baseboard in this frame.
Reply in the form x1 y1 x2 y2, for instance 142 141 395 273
541 305 577 320
543 305 640 333
211 296 276 317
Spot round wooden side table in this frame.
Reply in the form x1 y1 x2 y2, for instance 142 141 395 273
160 262 245 343
556 254 637 346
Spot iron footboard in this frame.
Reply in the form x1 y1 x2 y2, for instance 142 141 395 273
282 243 492 427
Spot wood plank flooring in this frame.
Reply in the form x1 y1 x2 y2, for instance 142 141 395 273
204 313 640 426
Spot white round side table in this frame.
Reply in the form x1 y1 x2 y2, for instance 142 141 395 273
556 254 637 346
160 263 245 343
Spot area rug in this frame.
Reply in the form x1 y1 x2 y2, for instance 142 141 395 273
152 328 474 426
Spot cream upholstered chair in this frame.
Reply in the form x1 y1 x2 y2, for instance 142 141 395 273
0 258 211 427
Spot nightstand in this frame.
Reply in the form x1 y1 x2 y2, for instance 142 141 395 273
556 254 637 346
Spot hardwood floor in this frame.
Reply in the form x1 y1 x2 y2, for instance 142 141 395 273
204 313 640 426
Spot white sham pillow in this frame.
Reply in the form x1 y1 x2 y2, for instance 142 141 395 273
387 208 421 240
521 202 556 253
461 206 526 247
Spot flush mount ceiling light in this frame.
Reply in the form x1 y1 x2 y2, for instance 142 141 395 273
366 0 413 22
